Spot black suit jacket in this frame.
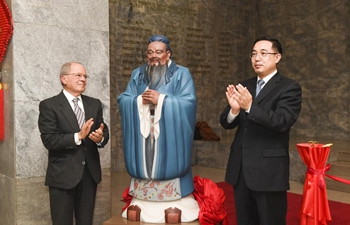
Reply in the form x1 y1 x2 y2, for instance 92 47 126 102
38 91 109 189
220 72 302 192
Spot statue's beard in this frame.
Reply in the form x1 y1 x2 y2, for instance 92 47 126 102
146 59 168 90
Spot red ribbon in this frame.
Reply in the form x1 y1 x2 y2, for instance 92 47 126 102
306 164 330 189
307 164 350 188
121 187 132 212
325 173 350 185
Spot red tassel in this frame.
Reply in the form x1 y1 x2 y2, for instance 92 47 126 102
0 0 14 141
0 0 14 63
0 82 4 140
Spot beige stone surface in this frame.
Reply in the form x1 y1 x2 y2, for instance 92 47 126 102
15 169 111 225
0 175 15 225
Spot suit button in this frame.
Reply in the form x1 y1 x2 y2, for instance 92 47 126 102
82 161 86 165
244 128 247 131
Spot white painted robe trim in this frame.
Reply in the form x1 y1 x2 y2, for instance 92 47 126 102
137 93 166 140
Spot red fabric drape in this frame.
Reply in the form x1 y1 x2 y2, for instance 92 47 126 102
121 187 132 212
297 143 332 225
193 175 228 225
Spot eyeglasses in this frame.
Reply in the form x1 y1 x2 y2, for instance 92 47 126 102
249 52 278 59
63 73 89 79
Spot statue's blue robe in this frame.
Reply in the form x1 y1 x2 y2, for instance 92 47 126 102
117 61 197 198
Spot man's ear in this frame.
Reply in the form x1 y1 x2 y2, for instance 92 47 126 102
60 75 67 85
275 53 282 64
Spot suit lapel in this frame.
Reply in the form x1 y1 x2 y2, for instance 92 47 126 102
254 73 281 103
247 78 257 98
58 91 80 131
240 79 256 120
81 95 93 122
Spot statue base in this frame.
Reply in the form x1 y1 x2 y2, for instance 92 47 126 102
121 194 199 223
103 214 200 225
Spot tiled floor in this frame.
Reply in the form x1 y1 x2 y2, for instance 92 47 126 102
111 165 350 219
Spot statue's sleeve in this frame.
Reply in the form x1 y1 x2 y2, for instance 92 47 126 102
153 67 197 180
117 70 147 178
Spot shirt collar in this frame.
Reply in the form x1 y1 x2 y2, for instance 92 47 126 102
63 89 82 102
257 70 277 83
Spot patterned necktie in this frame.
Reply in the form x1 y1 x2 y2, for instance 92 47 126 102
72 98 85 128
256 79 265 97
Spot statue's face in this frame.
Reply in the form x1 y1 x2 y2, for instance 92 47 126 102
147 42 171 66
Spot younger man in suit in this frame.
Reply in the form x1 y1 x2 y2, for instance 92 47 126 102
38 62 109 225
220 36 302 225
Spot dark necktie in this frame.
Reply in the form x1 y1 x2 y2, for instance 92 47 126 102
256 79 265 97
72 98 85 128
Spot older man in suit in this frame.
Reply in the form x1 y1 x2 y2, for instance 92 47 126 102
220 36 302 225
38 62 109 225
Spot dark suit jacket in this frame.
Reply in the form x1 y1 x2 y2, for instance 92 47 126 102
220 72 302 192
38 91 109 189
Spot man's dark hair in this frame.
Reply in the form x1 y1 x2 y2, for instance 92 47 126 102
253 36 283 55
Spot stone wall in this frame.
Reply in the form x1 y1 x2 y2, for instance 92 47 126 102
255 1 350 181
110 0 259 172
256 1 350 140
110 1 350 182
